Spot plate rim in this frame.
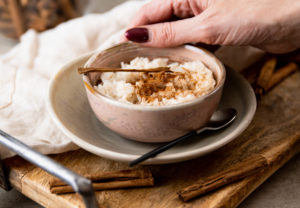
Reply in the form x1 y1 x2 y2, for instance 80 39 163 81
47 52 257 164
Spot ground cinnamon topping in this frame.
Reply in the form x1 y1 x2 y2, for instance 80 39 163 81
134 71 201 103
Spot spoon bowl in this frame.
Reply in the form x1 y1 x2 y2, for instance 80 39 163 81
201 108 237 132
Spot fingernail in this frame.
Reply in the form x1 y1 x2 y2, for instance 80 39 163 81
125 28 149 43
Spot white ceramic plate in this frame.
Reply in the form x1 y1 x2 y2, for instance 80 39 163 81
47 53 256 165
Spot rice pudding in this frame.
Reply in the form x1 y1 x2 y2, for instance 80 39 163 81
94 57 216 106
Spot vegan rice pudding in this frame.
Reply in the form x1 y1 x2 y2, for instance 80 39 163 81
94 57 216 106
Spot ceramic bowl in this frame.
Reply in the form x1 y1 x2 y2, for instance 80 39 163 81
82 42 226 143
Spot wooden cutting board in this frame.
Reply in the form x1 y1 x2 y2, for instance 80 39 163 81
3 71 300 208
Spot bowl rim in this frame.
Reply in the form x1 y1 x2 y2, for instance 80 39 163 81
82 43 226 111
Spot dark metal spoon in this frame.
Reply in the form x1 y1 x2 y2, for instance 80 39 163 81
129 108 237 167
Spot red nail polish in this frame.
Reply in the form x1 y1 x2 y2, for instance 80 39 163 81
125 28 149 43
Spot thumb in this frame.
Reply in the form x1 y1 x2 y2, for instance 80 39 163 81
124 16 215 47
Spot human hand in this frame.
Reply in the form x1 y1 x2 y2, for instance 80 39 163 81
124 0 300 53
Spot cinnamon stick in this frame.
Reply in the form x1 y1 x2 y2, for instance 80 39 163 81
51 178 154 194
256 57 277 91
78 67 172 74
50 168 154 194
177 155 268 202
265 62 298 91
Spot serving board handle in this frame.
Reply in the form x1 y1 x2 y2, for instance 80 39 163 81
0 129 98 208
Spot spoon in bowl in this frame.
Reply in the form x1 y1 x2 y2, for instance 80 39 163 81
129 108 237 167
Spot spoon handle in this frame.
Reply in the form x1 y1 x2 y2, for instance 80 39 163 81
129 131 198 167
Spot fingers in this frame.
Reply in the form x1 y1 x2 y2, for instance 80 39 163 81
125 16 217 47
126 0 216 47
129 0 203 27
129 0 174 27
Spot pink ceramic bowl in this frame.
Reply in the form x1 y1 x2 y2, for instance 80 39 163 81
82 42 226 143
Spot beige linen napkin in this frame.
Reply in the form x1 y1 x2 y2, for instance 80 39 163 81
0 0 145 159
